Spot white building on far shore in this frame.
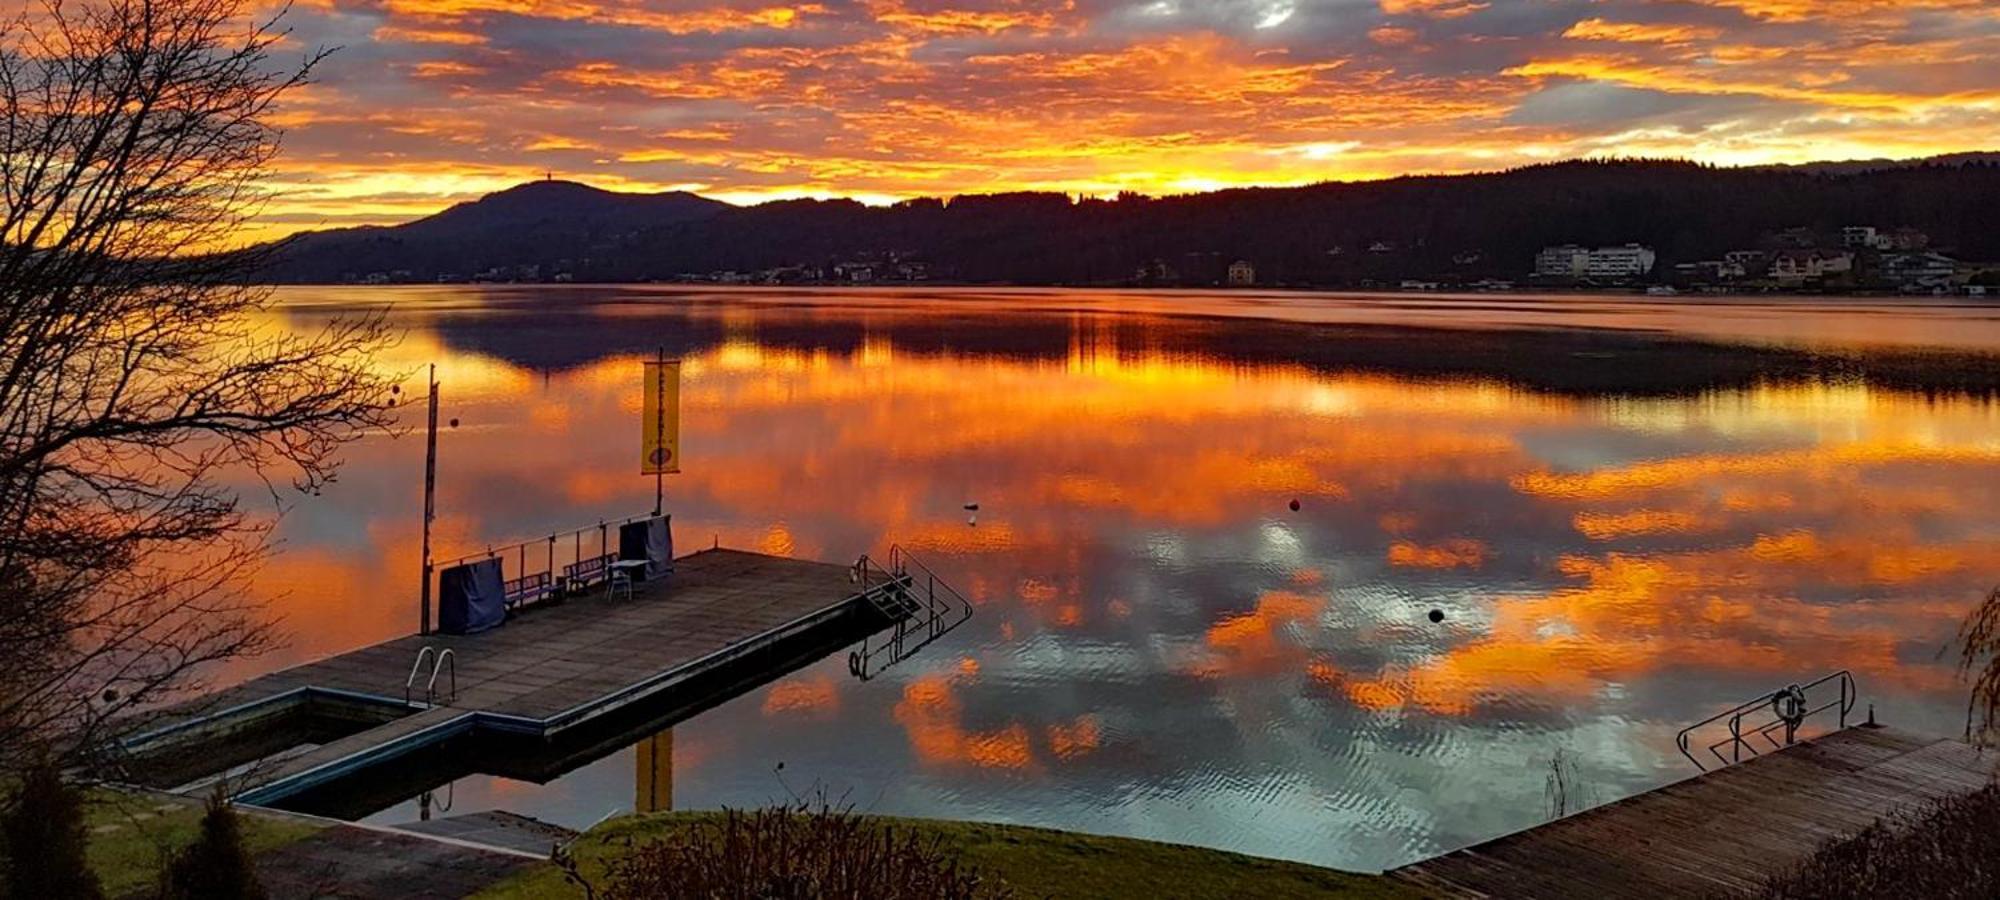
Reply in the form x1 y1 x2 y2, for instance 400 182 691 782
1585 244 1657 279
1536 243 1657 280
1534 244 1590 278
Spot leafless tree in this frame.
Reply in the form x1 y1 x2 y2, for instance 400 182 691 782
1954 586 2000 746
0 0 393 773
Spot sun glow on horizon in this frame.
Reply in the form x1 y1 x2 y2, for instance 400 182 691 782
238 0 1999 238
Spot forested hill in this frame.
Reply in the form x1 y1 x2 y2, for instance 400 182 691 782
257 157 2000 285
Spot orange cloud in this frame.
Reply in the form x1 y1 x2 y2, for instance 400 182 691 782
1571 509 1709 540
892 671 1039 770
373 25 489 45
865 0 1068 35
1562 18 1724 45
1387 539 1489 570
1380 0 1488 19
1369 26 1419 47
761 674 839 716
1204 590 1325 676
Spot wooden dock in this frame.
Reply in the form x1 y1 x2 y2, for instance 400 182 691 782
123 548 879 805
1391 725 1996 898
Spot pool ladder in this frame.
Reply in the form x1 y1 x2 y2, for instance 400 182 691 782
847 546 973 681
405 646 458 706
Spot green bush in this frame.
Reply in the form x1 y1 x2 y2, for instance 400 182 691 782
1 759 102 900
159 790 267 900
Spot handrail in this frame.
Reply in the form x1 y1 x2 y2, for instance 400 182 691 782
890 545 976 621
437 512 655 570
432 512 657 610
427 649 457 706
405 646 437 705
847 546 975 680
1676 670 1856 770
404 645 459 706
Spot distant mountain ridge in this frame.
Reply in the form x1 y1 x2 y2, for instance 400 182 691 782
270 180 730 281
256 153 2000 285
1753 151 2000 176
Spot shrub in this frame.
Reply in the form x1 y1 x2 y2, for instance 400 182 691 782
159 790 266 900
561 801 1012 900
1760 783 2000 899
0 758 102 900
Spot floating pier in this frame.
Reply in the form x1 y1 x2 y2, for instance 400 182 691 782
1391 725 1996 898
119 548 938 807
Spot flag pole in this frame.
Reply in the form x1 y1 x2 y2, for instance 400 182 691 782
420 364 439 636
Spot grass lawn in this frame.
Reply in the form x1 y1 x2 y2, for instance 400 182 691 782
81 787 325 898
477 812 1416 900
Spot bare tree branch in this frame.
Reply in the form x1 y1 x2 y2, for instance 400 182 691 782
0 0 392 774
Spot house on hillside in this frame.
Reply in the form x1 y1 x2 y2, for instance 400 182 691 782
1722 250 1767 278
1883 252 1958 288
1889 227 1932 251
1769 249 1854 285
1842 226 1892 250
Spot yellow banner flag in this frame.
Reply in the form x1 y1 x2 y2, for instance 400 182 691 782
642 360 680 475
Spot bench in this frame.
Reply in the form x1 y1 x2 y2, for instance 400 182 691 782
562 554 616 593
502 572 553 610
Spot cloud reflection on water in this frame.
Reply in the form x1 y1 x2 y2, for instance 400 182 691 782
238 288 2000 869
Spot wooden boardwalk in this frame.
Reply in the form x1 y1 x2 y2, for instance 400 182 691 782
125 548 873 804
1392 726 1996 898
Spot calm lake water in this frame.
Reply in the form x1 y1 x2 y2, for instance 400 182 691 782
241 286 2000 871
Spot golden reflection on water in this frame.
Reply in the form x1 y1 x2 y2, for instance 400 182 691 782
246 291 2000 867
261 309 2000 710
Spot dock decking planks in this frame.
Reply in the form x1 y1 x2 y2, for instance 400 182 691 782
1391 726 1997 898
137 548 868 798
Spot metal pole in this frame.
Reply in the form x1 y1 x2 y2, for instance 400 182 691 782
420 365 439 636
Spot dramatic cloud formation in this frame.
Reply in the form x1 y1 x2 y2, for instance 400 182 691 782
249 0 2000 237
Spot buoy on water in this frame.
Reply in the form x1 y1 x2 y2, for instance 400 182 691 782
964 502 980 511
1428 609 1445 623
1288 498 1301 512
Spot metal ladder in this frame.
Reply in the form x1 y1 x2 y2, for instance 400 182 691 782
847 546 974 681
405 646 458 706
1675 669 1856 770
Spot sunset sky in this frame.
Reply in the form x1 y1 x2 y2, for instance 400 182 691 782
256 0 2000 237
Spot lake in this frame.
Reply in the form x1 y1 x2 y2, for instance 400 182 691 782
239 286 2000 871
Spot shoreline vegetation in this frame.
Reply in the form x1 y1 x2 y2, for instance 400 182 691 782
56 785 1410 898
477 810 1413 900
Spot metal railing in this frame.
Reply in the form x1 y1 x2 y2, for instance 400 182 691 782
847 546 974 681
405 646 458 706
1676 670 1857 770
435 512 656 610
